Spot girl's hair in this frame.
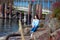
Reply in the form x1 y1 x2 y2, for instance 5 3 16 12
34 14 39 19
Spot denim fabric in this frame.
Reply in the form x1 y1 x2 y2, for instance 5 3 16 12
30 26 39 33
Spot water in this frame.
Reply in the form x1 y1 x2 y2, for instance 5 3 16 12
0 18 19 37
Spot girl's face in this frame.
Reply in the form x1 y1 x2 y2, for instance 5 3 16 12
35 16 37 19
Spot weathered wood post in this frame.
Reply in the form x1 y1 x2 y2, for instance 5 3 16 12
19 20 25 40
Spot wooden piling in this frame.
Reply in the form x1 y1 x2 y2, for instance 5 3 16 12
19 20 25 40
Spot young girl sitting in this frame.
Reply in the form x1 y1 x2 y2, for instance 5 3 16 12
30 15 40 39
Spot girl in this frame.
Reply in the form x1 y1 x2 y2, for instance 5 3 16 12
30 15 40 40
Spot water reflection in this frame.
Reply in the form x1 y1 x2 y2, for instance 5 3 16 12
0 18 19 37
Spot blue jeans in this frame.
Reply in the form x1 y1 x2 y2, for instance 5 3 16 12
30 26 39 33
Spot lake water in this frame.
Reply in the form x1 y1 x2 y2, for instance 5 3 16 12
0 18 19 37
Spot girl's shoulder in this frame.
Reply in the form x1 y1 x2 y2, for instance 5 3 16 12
33 19 40 21
36 19 39 21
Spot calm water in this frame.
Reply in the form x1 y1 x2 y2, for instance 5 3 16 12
0 18 19 37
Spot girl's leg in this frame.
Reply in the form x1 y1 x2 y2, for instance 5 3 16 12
30 27 37 38
30 32 34 40
31 33 33 38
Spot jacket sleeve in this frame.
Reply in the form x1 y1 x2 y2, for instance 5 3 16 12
32 19 35 27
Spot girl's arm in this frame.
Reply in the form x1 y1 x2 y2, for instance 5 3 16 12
32 19 35 28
